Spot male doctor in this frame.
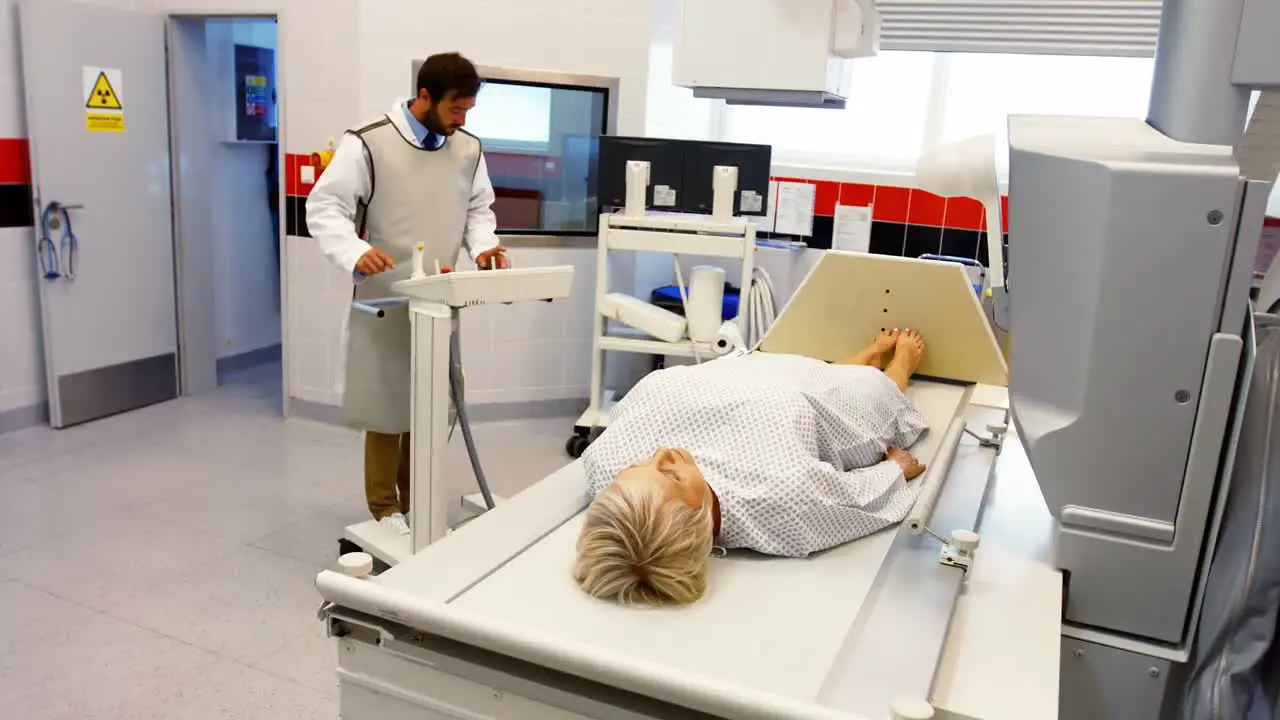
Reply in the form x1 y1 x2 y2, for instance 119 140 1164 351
307 52 508 537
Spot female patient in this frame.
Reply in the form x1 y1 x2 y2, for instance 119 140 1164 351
573 329 929 605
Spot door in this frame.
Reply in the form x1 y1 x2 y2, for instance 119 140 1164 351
19 0 178 428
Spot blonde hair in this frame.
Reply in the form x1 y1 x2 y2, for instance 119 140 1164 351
573 481 715 605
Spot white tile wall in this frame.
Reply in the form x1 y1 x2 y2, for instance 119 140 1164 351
0 227 44 413
2 0 658 418
462 246 600 404
284 0 658 411
1 1 40 415
355 0 652 135
0 0 362 417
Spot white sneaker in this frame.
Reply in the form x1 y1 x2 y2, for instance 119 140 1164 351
380 512 410 536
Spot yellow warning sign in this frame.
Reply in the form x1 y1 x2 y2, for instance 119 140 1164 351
86 71 122 110
82 66 125 133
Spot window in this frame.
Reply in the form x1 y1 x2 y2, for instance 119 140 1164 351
720 51 936 171
453 72 614 235
939 53 1156 175
466 83 553 151
645 49 1159 181
645 44 718 141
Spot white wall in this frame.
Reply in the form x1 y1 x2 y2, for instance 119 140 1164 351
1 0 362 423
205 17 280 359
0 2 45 417
284 0 656 409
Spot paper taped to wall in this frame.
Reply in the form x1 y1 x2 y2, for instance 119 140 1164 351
775 182 816 237
833 204 872 253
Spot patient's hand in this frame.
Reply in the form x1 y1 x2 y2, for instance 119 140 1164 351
887 448 926 481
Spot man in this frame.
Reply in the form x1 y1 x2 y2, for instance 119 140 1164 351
307 52 509 537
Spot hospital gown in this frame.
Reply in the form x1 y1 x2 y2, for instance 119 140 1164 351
583 352 929 558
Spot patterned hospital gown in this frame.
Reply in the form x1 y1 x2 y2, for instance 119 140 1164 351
583 352 929 558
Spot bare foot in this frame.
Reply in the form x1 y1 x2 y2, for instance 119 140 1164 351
883 328 925 392
890 328 925 376
836 328 900 368
871 328 901 355
887 447 926 480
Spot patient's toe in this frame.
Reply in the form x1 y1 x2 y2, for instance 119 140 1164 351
895 329 924 368
872 328 900 352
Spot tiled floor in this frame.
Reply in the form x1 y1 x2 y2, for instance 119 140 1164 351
0 362 576 719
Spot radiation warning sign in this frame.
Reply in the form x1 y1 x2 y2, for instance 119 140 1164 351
82 67 125 133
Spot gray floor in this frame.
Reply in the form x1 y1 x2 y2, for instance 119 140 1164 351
0 363 576 719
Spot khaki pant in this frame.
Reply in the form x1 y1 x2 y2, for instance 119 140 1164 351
365 431 411 520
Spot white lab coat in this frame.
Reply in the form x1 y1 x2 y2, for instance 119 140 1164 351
306 99 501 410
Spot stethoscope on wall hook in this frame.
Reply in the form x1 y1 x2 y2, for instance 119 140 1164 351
38 201 81 282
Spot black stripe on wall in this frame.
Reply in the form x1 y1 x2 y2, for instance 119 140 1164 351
0 184 34 228
869 221 907 256
763 220 1000 267
285 195 310 238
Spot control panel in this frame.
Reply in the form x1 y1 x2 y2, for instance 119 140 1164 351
391 266 575 307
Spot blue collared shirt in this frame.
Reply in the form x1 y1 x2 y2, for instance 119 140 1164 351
402 101 444 150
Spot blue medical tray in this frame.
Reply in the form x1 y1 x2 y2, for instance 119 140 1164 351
650 284 740 320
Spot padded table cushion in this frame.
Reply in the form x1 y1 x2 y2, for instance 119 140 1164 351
447 380 969 704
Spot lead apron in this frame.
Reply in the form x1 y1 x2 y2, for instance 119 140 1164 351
341 118 482 434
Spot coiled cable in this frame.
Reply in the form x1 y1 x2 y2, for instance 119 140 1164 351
745 265 777 349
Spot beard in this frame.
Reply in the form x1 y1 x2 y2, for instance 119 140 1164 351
424 107 457 136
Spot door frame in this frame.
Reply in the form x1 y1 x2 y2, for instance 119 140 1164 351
165 11 290 416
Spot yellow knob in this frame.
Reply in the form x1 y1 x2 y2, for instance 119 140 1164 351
985 288 993 298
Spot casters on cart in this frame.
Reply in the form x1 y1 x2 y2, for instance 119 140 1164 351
565 425 605 458
566 435 590 458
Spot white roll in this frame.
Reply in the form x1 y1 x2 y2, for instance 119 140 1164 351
712 320 748 357
601 292 687 344
686 265 726 343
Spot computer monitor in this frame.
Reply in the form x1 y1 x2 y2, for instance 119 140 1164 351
597 136 687 211
680 141 773 216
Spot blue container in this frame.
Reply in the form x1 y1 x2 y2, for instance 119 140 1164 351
650 284 740 320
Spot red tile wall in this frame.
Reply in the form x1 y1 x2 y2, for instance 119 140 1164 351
767 175 1010 233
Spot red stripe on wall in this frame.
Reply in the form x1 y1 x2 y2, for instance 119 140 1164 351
0 138 31 185
15 138 1261 233
907 189 946 227
944 196 986 231
285 152 319 197
872 185 910 223
813 180 839 216
839 183 875 207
